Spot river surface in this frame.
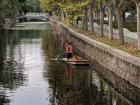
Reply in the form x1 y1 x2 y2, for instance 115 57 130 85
0 22 139 105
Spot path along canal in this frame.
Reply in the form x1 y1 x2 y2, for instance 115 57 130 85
0 22 140 105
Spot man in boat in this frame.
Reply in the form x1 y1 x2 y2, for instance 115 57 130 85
66 42 73 60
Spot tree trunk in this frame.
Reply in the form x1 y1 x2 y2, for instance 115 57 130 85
52 11 57 19
100 1 104 36
109 2 113 40
58 10 61 21
115 8 124 45
122 11 126 22
137 3 140 50
85 10 88 31
82 13 85 30
61 9 65 22
74 19 78 28
89 3 94 33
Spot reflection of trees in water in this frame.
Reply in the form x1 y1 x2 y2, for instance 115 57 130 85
42 30 55 59
0 30 11 105
57 89 84 105
75 52 134 105
42 31 64 104
43 46 94 105
0 30 6 70
0 30 25 89
42 31 132 105
0 28 51 104
0 95 10 105
18 30 41 39
45 64 94 105
0 29 41 104
44 34 94 105
0 30 42 89
92 60 139 105
42 30 63 60
42 31 69 105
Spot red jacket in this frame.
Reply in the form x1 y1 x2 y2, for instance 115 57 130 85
66 45 73 53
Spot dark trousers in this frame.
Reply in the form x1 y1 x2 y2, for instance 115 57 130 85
66 53 72 59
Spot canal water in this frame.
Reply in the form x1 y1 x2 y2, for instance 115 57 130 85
0 22 139 105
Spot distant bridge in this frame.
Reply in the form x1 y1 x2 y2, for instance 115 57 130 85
16 13 49 22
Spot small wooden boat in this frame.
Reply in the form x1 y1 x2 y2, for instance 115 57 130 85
62 58 90 66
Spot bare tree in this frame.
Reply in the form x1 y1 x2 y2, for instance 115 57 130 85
89 0 94 33
108 1 113 40
99 0 104 36
112 0 124 44
132 0 140 50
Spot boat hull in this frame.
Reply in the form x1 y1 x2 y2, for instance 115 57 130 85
62 58 90 66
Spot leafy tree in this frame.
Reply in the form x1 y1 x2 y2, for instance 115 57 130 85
40 0 140 50
41 0 89 25
0 0 42 27
25 0 41 12
0 0 19 20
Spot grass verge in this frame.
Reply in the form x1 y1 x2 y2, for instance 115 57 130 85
71 27 140 58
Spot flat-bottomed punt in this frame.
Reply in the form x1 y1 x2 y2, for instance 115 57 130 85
62 58 90 66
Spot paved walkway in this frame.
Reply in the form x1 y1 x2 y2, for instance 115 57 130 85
78 22 137 44
95 27 137 44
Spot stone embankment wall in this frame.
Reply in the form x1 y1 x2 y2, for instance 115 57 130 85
50 18 140 89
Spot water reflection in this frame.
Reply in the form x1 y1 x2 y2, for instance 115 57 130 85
92 60 140 105
46 62 132 105
47 31 140 105
65 65 72 79
0 29 47 105
0 30 25 104
0 23 139 105
42 32 134 105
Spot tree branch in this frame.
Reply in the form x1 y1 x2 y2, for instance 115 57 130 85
118 0 124 8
